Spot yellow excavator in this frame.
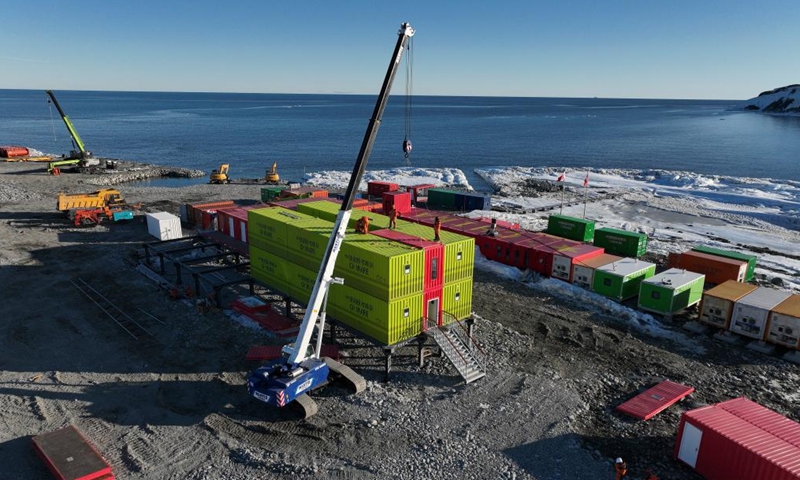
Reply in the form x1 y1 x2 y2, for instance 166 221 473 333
265 161 280 183
209 164 230 184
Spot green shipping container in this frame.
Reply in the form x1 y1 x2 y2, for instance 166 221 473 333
260 186 286 202
329 283 424 345
593 258 656 301
296 200 340 223
638 268 705 315
337 236 424 301
442 278 473 322
426 188 457 209
691 245 757 282
247 207 293 252
250 248 317 304
546 214 596 242
593 227 648 258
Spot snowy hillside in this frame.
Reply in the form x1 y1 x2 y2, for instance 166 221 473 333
741 84 800 114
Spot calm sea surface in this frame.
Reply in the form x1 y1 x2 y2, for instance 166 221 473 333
2 90 799 188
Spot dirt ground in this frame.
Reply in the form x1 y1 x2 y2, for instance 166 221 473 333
0 161 798 480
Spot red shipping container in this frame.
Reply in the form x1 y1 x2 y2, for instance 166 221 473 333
367 181 399 197
0 145 29 158
383 191 412 215
675 397 800 480
185 200 235 226
526 238 581 275
404 183 436 204
423 286 443 326
551 244 605 282
670 250 748 285
372 229 445 290
516 233 567 272
196 205 236 230
476 217 520 230
218 207 250 242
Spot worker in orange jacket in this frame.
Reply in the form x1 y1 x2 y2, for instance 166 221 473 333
433 216 441 241
614 458 628 480
388 207 397 229
355 216 370 234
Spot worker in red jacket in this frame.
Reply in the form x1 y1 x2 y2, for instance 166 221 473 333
433 216 441 242
355 216 370 234
614 458 628 480
388 207 397 229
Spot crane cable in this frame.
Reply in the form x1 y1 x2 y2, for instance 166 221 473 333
402 35 414 166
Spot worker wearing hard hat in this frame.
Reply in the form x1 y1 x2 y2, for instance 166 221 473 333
615 458 628 480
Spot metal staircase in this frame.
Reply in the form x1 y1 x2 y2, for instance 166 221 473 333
427 312 486 384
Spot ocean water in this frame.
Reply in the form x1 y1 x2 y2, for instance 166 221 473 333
2 89 799 189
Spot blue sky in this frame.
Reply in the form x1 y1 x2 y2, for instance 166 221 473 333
2 0 798 99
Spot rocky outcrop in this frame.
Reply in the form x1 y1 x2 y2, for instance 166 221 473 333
741 84 800 114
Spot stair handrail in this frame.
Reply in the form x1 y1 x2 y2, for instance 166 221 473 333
441 311 486 370
425 318 471 372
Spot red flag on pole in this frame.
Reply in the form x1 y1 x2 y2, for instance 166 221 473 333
557 172 566 182
583 173 589 188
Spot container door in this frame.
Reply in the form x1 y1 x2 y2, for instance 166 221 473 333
240 222 247 242
427 298 440 325
229 218 234 236
677 422 702 468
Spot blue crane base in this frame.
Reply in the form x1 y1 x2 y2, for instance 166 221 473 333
247 357 330 407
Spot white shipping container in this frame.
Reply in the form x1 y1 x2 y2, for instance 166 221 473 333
730 289 792 340
146 212 183 241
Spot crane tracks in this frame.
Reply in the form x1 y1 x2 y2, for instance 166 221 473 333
203 413 327 454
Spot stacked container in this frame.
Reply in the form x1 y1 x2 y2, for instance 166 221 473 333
638 269 705 315
698 281 759 329
247 206 473 344
729 288 792 341
367 181 399 198
674 397 800 480
571 253 622 289
593 227 648 258
692 245 757 282
766 294 800 349
593 258 656 301
373 229 444 324
260 186 286 202
668 250 748 284
426 188 457 209
546 214 595 242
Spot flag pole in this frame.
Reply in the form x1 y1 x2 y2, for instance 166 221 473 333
582 172 589 218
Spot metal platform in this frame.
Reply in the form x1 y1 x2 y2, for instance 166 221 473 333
616 380 695 421
31 426 115 480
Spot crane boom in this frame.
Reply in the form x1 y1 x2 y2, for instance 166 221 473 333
285 22 415 365
248 23 415 414
45 90 92 159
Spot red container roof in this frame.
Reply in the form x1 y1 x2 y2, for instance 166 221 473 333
371 229 439 249
682 397 800 477
555 244 605 259
218 207 249 221
616 380 695 420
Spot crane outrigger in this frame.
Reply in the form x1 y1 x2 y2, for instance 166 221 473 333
247 22 415 417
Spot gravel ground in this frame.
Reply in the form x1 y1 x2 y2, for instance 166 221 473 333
0 161 798 480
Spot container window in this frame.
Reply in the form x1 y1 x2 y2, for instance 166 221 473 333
404 264 410 275
651 291 661 300
457 251 462 261
431 257 439 280
403 308 409 317
455 292 460 301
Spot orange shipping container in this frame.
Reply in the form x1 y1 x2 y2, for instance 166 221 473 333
671 250 748 285
766 294 800 349
698 280 758 329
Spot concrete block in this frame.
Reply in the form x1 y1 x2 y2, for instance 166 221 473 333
783 350 800 365
746 341 776 355
682 321 711 335
713 331 747 346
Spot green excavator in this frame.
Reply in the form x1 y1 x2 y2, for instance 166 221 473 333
45 90 101 174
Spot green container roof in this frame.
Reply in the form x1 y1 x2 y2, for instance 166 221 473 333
342 232 420 256
549 214 595 226
596 227 647 239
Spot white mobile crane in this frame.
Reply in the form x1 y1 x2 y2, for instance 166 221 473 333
247 22 415 417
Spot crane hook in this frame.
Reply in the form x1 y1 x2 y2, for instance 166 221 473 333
402 138 412 159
